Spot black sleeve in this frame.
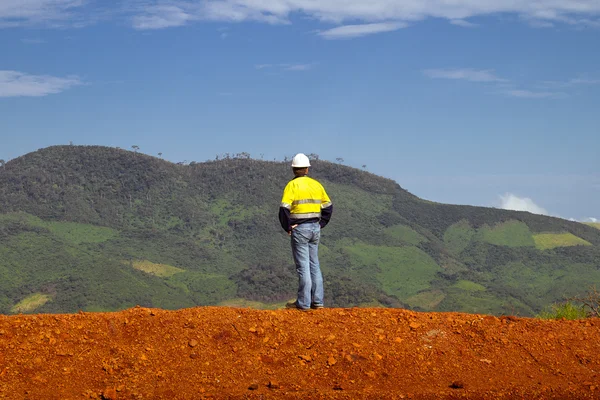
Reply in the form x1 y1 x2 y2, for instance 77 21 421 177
320 204 333 228
279 207 291 232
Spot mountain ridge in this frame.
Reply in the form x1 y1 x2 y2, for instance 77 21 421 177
1 145 598 316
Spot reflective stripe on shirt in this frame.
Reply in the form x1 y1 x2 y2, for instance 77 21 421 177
293 199 322 205
290 212 321 220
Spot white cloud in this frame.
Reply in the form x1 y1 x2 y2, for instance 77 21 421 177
450 19 478 28
281 63 313 71
132 5 191 29
255 63 315 71
0 70 82 97
424 68 593 100
504 89 566 99
586 217 598 223
125 1 600 32
3 1 600 36
0 0 84 27
423 68 506 83
499 193 548 215
318 22 407 39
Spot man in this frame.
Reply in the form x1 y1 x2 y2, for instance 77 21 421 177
279 153 333 311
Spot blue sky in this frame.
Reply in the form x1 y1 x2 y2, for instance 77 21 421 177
0 0 598 221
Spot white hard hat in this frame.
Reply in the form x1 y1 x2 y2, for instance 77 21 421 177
291 153 311 168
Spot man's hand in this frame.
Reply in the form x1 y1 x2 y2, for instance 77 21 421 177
288 224 298 236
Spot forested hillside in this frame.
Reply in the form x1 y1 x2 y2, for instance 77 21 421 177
1 145 599 316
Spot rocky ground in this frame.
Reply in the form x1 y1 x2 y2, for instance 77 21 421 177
1 306 599 399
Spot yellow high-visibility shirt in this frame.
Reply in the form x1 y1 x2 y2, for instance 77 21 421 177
280 176 332 220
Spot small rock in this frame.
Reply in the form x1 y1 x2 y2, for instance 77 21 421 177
248 383 259 390
101 387 118 400
189 353 198 359
479 359 492 364
299 355 312 362
188 339 198 348
409 322 421 330
268 380 280 389
333 384 343 390
450 381 465 389
327 356 337 366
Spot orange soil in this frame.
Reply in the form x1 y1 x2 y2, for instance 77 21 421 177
1 307 599 399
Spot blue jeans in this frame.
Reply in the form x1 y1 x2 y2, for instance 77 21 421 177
291 222 324 310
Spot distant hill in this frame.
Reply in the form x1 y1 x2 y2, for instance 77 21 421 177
1 145 599 316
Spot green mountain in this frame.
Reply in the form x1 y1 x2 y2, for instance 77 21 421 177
1 145 599 316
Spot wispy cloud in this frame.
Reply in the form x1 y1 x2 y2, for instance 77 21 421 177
499 193 548 215
450 19 478 28
3 1 600 38
423 68 506 83
255 63 316 72
423 68 593 99
0 70 82 97
318 22 407 39
132 5 191 29
0 0 85 27
503 89 566 99
540 77 600 88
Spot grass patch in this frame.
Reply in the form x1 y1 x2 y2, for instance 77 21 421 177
444 220 476 255
343 244 442 300
533 233 592 250
452 280 486 292
129 260 185 277
584 222 600 230
11 293 51 313
0 213 118 244
477 221 535 248
405 290 446 310
209 198 257 226
384 225 427 245
45 221 118 244
537 301 588 320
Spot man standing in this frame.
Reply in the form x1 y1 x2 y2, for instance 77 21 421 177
279 153 333 311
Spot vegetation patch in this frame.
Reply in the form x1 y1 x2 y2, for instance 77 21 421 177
209 198 257 226
11 293 51 313
584 222 600 230
533 233 592 250
405 290 446 310
344 244 442 300
129 260 185 277
384 224 427 245
477 221 535 248
452 280 486 292
537 301 588 320
444 220 475 254
45 221 118 244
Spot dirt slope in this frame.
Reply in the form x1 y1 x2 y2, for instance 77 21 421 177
1 307 599 399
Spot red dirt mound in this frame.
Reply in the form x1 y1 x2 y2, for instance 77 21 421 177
1 307 599 399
